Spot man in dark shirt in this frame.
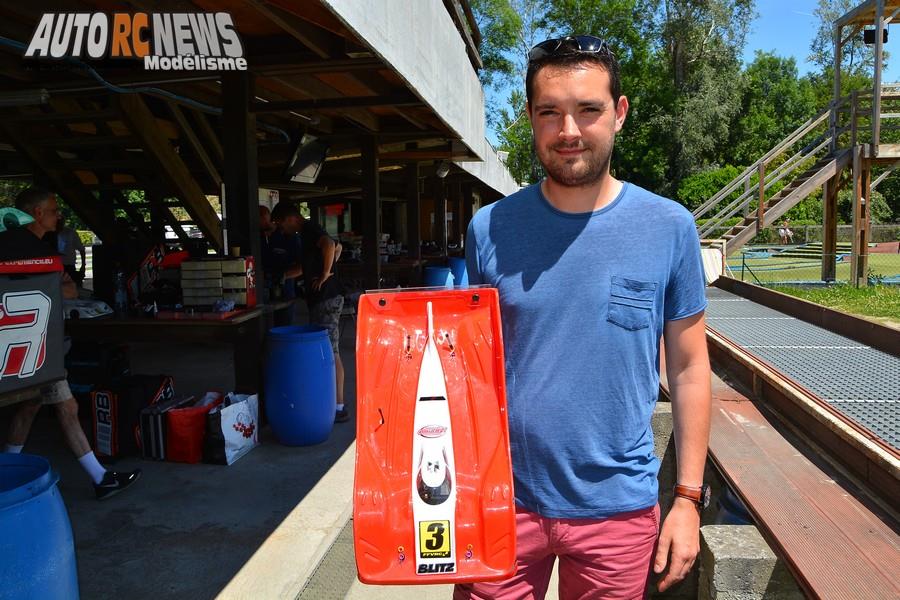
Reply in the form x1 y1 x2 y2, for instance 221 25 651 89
271 203 348 423
299 213 348 423
0 187 140 500
265 203 304 329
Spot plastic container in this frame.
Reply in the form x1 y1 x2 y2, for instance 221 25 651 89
0 453 79 599
447 257 468 287
714 485 754 525
423 266 453 288
265 325 336 445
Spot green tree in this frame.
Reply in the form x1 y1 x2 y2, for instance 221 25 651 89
838 188 892 223
471 0 548 181
729 52 817 166
471 0 522 93
653 0 755 191
0 179 28 207
677 164 742 212
808 0 885 78
495 90 541 185
542 0 670 190
872 172 900 221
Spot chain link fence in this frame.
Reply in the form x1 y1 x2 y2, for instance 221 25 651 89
705 225 900 285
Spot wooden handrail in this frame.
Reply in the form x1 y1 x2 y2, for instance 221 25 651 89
693 107 833 218
698 139 832 236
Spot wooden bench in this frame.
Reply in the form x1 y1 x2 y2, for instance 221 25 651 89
661 357 900 599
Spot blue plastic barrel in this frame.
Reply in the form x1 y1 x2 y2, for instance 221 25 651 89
0 453 79 599
714 486 753 525
265 325 336 445
447 257 468 287
423 266 453 288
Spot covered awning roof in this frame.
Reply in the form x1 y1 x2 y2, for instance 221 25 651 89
0 0 516 245
836 0 900 27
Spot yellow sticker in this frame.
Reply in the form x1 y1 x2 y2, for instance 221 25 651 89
418 520 451 558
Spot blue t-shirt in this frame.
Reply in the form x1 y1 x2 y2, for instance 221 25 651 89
465 182 707 518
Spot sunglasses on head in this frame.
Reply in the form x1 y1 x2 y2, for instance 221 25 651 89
527 35 612 63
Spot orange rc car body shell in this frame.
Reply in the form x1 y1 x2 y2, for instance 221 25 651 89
353 287 516 584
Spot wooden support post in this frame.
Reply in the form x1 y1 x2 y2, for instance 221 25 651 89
461 183 474 239
873 0 885 156
147 188 165 241
166 100 223 189
222 72 260 268
1 123 111 240
405 163 421 260
350 199 362 234
436 177 448 256
832 23 842 153
859 163 872 286
361 136 381 290
449 178 463 248
757 163 766 234
821 174 840 282
851 146 864 285
743 177 751 218
118 94 223 249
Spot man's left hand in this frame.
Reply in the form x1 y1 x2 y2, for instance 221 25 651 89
312 271 332 291
653 498 701 592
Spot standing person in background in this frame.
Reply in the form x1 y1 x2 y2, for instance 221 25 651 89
0 187 141 500
56 214 86 286
459 36 711 598
297 212 349 424
259 204 276 303
265 203 304 316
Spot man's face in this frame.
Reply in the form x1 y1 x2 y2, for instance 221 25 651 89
32 195 61 234
259 207 272 231
279 215 301 234
528 63 628 188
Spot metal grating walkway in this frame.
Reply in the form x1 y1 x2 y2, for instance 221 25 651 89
705 287 900 450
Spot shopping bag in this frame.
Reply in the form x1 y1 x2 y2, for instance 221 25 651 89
166 392 224 463
203 393 259 465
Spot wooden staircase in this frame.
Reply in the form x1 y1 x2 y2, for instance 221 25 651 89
715 151 850 251
694 98 851 255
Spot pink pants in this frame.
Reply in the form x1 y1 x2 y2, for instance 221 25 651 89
454 504 660 600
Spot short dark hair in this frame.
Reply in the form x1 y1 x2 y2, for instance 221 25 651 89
14 186 54 216
525 51 621 109
271 202 301 222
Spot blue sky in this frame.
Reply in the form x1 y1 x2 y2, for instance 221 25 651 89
745 0 900 81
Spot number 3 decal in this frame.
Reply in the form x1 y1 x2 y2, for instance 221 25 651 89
418 520 451 557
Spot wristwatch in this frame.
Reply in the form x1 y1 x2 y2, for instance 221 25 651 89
673 483 711 510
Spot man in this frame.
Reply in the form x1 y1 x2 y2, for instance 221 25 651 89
287 205 349 424
266 203 304 309
1 187 141 500
56 214 86 285
459 37 711 598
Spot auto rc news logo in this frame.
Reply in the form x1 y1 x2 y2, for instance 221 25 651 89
24 12 247 71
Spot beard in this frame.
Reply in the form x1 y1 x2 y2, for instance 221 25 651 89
536 137 613 188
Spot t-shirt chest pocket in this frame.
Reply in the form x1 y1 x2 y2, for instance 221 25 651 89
606 276 657 331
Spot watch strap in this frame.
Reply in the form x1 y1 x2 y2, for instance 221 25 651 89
673 484 703 504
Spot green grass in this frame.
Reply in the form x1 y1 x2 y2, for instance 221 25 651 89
727 254 900 284
769 284 900 320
